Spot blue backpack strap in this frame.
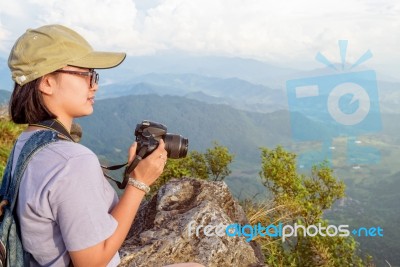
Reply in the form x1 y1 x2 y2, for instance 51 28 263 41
0 145 17 199
0 130 64 267
4 130 62 211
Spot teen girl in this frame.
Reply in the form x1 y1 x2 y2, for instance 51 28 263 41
7 24 204 267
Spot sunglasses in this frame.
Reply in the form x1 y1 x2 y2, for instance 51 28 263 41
54 69 99 88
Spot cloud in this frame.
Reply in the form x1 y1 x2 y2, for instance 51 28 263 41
0 0 399 75
139 0 400 68
0 0 159 54
0 22 10 52
0 1 35 53
29 0 151 53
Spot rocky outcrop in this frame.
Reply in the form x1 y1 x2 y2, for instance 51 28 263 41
119 178 266 267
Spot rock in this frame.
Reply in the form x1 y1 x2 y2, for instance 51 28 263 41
119 177 266 267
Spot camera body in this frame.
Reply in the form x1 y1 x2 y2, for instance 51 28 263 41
135 120 188 159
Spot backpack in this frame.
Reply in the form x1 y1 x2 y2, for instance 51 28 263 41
0 130 62 267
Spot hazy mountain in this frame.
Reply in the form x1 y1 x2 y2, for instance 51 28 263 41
0 90 11 105
96 51 400 90
0 58 12 91
1 49 399 264
377 80 400 113
97 73 287 113
78 93 400 165
77 94 293 164
2 52 400 113
184 91 228 105
286 67 400 114
96 51 298 89
76 94 400 265
98 70 400 116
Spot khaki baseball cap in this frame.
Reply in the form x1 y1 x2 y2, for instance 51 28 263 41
8 24 126 86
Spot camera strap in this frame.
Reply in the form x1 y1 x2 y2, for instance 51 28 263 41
29 119 75 142
101 147 147 189
30 119 141 189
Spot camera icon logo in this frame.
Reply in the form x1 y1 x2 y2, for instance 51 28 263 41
286 40 382 168
328 82 370 126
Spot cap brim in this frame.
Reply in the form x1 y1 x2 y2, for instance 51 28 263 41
69 51 126 69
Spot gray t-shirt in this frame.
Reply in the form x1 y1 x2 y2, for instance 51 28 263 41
13 131 120 267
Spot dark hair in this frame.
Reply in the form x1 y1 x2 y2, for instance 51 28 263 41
9 78 56 124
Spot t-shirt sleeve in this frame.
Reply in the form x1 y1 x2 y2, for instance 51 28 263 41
50 153 118 251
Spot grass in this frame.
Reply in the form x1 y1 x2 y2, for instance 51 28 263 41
0 108 25 179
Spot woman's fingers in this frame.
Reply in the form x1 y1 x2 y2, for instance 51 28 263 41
129 139 168 186
154 139 167 158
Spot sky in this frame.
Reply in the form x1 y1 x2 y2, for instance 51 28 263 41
0 0 399 78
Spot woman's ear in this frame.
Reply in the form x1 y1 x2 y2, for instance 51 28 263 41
39 74 56 95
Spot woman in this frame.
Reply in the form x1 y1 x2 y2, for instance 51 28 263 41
7 24 204 267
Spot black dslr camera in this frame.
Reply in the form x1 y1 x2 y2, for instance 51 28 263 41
135 120 188 159
122 120 188 187
105 120 188 189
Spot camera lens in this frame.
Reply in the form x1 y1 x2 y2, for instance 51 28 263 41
164 134 188 158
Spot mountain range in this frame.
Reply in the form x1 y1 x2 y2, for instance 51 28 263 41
0 90 11 105
98 73 400 115
97 73 287 113
76 94 399 266
1 51 399 264
77 94 292 164
1 52 400 113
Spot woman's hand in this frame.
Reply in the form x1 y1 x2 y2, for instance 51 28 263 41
127 139 167 186
69 140 168 266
